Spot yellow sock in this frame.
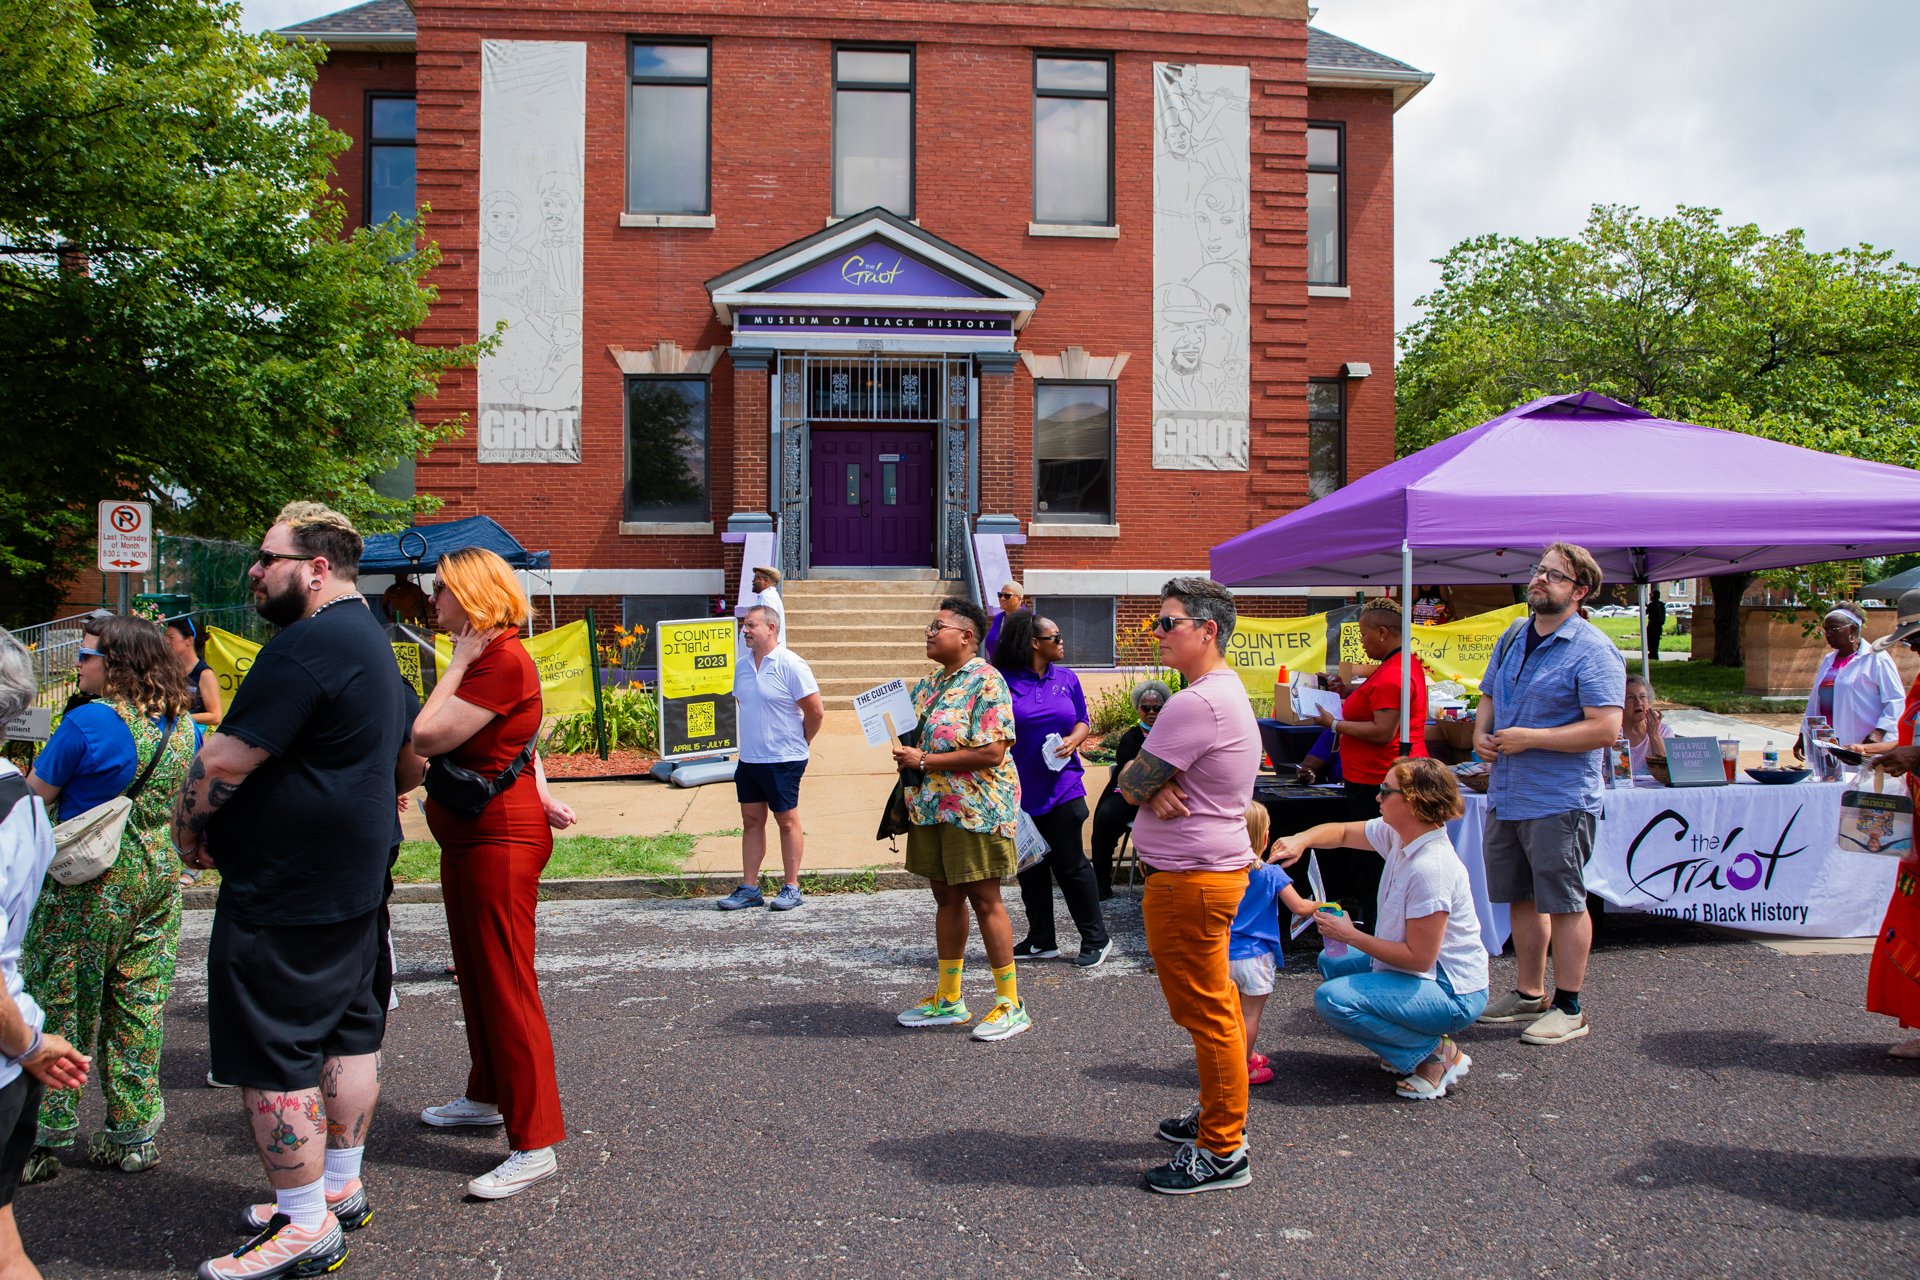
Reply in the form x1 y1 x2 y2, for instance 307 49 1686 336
993 962 1019 1007
937 958 964 1003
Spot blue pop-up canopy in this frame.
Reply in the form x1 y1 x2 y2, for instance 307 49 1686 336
360 515 551 573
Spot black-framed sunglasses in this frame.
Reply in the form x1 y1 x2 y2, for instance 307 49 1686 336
1153 615 1206 634
1380 784 1406 797
254 548 315 568
1036 632 1064 644
1138 702 1165 716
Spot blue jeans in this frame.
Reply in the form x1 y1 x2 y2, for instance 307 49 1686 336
1313 952 1489 1075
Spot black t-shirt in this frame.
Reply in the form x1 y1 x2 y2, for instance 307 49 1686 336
208 599 411 926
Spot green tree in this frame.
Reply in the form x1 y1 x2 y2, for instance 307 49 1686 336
0 0 488 625
1396 204 1920 665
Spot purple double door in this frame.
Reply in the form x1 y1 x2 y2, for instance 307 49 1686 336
809 428 936 568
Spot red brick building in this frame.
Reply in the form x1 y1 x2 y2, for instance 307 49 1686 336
282 0 1428 667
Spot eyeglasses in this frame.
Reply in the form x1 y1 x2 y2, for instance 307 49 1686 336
925 621 974 638
1528 563 1577 587
997 591 1017 600
1152 615 1207 634
254 548 315 568
76 647 104 661
1036 632 1064 643
1379 784 1406 797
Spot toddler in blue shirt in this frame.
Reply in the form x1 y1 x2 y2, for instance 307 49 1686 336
1235 803 1318 1084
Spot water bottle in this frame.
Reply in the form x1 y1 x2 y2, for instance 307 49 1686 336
1762 741 1779 770
1319 903 1349 958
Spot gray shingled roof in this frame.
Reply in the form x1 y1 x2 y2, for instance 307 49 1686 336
278 0 415 40
1307 26 1424 76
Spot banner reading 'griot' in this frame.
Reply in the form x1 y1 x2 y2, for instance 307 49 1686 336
1152 62 1250 472
477 40 586 464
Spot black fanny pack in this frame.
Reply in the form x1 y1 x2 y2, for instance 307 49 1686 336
425 738 537 819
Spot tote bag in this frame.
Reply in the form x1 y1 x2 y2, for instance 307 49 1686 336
47 714 179 886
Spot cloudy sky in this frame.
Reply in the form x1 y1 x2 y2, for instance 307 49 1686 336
244 0 1919 335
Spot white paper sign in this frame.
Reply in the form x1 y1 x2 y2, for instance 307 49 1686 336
3 706 53 743
97 500 153 573
1291 685 1345 723
853 678 918 747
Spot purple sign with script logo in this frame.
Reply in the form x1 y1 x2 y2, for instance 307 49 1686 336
767 239 988 299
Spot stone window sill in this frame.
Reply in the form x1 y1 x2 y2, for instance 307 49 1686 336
1028 223 1119 239
619 213 716 229
1027 522 1119 538
619 521 715 535
1308 284 1351 298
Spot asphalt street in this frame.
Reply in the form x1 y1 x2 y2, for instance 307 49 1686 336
14 891 1919 1279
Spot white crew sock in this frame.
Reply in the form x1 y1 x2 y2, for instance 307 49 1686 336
323 1145 364 1197
275 1176 328 1230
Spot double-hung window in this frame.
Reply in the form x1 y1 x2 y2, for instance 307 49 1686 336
628 41 711 216
833 46 914 218
366 94 416 226
1035 383 1115 524
1307 123 1344 286
626 378 710 521
1307 379 1345 499
1033 55 1112 226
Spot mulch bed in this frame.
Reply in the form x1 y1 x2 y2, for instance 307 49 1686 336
542 748 661 780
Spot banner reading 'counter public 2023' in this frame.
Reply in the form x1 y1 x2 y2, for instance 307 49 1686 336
1224 604 1528 699
655 618 738 759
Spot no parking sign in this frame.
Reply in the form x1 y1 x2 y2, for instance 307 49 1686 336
97 500 153 573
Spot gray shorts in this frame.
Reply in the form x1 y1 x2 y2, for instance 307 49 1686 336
1483 810 1596 914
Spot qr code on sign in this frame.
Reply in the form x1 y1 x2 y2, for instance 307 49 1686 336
687 700 715 737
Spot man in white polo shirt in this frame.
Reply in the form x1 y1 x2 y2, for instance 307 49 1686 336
716 605 824 912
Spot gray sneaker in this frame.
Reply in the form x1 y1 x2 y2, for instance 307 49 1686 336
715 884 764 911
1477 990 1551 1024
768 884 804 912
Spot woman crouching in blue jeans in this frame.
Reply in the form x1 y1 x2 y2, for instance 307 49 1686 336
1270 757 1489 1101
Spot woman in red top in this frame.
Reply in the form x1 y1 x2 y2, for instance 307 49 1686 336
1314 598 1428 931
1853 590 1920 1059
413 547 577 1198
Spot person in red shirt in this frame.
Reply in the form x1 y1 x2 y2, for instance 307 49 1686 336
413 547 577 1200
1314 597 1428 931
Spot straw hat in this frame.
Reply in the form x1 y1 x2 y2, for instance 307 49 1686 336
1875 589 1920 650
752 566 782 586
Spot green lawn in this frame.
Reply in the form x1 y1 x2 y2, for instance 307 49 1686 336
1640 660 1795 715
1592 616 1691 653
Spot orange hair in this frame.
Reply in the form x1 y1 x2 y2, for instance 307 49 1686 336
436 546 530 630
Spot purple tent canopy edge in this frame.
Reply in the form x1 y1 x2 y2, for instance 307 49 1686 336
1210 392 1920 588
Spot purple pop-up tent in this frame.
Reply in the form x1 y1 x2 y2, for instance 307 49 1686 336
1211 391 1920 748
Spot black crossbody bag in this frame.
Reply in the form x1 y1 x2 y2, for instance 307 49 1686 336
425 738 537 819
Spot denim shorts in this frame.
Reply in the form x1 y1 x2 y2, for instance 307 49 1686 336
735 760 807 813
1483 810 1596 914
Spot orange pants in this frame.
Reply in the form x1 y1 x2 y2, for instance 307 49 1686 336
1142 867 1250 1157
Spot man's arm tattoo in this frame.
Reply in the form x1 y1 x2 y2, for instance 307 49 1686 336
1117 749 1179 805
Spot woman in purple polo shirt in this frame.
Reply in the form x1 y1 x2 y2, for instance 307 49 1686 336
992 611 1112 968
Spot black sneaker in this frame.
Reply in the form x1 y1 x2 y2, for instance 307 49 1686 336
1073 939 1113 969
1156 1102 1201 1144
1144 1142 1252 1195
1011 939 1059 960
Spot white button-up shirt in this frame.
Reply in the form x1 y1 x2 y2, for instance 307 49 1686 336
1804 644 1904 745
734 646 819 764
0 762 55 1090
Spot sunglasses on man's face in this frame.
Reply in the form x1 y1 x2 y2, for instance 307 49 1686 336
254 548 315 568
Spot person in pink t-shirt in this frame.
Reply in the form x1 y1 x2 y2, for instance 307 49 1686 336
1118 577 1263 1196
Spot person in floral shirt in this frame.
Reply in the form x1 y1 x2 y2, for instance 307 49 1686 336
891 597 1030 1042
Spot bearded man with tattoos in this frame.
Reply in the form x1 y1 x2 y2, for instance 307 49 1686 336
171 504 419 1280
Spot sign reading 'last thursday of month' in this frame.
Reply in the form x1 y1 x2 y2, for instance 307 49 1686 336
97 500 153 573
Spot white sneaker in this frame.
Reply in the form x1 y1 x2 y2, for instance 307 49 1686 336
468 1147 557 1200
420 1096 505 1128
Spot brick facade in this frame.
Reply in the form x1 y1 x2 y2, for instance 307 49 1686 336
295 0 1419 639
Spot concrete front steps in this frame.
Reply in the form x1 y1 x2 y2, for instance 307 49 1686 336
780 577 968 706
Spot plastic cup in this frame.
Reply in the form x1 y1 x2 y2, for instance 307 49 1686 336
1319 904 1349 957
1719 739 1740 782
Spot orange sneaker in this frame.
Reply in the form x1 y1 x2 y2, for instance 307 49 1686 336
197 1213 346 1279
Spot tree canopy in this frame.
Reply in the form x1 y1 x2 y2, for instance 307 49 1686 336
0 0 486 624
1395 204 1920 663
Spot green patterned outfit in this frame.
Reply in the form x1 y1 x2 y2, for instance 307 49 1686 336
25 703 191 1152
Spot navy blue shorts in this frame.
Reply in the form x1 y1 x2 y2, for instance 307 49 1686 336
735 760 807 812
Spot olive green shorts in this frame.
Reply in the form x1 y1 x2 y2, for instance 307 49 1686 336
905 822 1018 885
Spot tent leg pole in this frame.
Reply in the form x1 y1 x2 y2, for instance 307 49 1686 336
1400 540 1413 757
1639 584 1651 680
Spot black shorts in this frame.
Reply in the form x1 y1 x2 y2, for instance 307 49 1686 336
735 760 807 812
208 908 386 1091
0 1071 43 1208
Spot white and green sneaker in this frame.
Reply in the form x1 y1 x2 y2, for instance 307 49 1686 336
896 995 972 1027
970 999 1031 1042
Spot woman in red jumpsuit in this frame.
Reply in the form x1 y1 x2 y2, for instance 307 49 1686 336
1852 591 1920 1060
413 547 577 1196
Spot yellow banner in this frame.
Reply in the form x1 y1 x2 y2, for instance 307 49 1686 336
430 619 596 717
1336 603 1527 691
655 618 738 700
1225 616 1332 698
210 619 596 716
